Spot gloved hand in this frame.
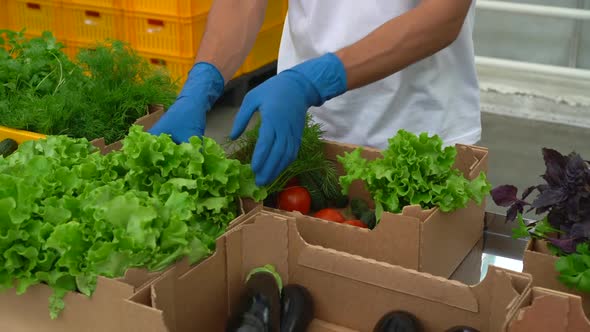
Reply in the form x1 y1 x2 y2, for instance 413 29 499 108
230 53 347 186
148 62 225 143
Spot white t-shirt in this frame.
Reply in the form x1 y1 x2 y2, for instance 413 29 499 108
277 1 481 149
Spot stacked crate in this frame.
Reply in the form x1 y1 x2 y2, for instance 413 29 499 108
1 0 288 84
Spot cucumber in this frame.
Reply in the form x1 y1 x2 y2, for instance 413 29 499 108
329 193 349 209
360 210 377 229
350 198 370 219
0 138 18 157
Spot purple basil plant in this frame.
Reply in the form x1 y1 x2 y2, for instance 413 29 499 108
491 148 590 254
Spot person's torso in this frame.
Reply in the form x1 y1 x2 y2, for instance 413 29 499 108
277 0 481 149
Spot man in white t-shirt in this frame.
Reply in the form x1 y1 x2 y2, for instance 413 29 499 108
149 0 480 186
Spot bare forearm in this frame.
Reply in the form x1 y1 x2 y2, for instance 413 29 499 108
196 0 268 82
335 0 472 90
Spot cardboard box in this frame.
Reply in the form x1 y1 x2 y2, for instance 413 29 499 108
120 210 531 332
0 107 256 330
269 140 489 278
506 287 590 331
0 206 263 332
523 239 590 317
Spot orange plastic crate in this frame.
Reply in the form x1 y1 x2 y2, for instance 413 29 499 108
261 0 287 30
123 0 212 17
0 0 7 30
7 1 62 37
62 40 95 59
142 53 242 88
126 12 206 57
61 0 122 9
61 3 125 44
241 24 282 74
143 53 194 86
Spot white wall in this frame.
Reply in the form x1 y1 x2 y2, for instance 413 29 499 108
473 0 590 69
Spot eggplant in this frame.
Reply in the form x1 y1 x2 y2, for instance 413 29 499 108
445 327 480 332
226 265 282 332
373 311 423 332
280 284 314 332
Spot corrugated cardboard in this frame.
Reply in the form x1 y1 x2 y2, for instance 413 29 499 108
268 140 489 278
0 106 257 331
523 239 590 317
0 206 263 332
120 210 531 332
506 287 590 332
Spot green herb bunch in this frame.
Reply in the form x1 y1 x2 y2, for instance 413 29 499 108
0 30 177 143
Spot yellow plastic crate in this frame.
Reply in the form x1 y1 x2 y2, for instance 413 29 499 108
242 24 282 74
126 12 206 57
123 0 212 18
61 3 125 44
261 0 287 30
7 0 62 37
0 126 46 144
61 0 122 9
142 53 242 88
62 39 95 59
0 0 8 30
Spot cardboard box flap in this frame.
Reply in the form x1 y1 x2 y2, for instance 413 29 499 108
508 287 590 332
481 268 530 332
399 204 436 222
281 209 421 271
95 275 136 298
286 214 479 312
322 139 382 161
240 214 290 282
224 213 291 317
454 144 479 175
296 243 479 312
120 268 162 289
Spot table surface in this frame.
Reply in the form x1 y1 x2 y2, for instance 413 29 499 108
450 213 529 285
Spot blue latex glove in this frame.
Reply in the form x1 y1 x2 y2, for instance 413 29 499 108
148 62 224 143
230 53 347 186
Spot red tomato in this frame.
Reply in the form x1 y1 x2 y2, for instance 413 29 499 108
278 186 311 214
342 220 368 228
313 208 346 223
284 177 299 188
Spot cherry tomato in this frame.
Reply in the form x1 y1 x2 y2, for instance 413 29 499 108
278 186 311 214
284 177 300 188
313 208 346 223
342 220 368 228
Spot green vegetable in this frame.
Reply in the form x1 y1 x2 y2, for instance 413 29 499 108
0 30 177 144
350 198 370 219
360 210 377 229
0 138 18 157
0 126 265 319
556 243 590 292
299 171 328 211
228 264 282 331
338 130 491 221
228 115 342 200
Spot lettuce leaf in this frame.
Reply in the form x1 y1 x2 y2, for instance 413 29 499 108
338 130 490 219
0 125 265 318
